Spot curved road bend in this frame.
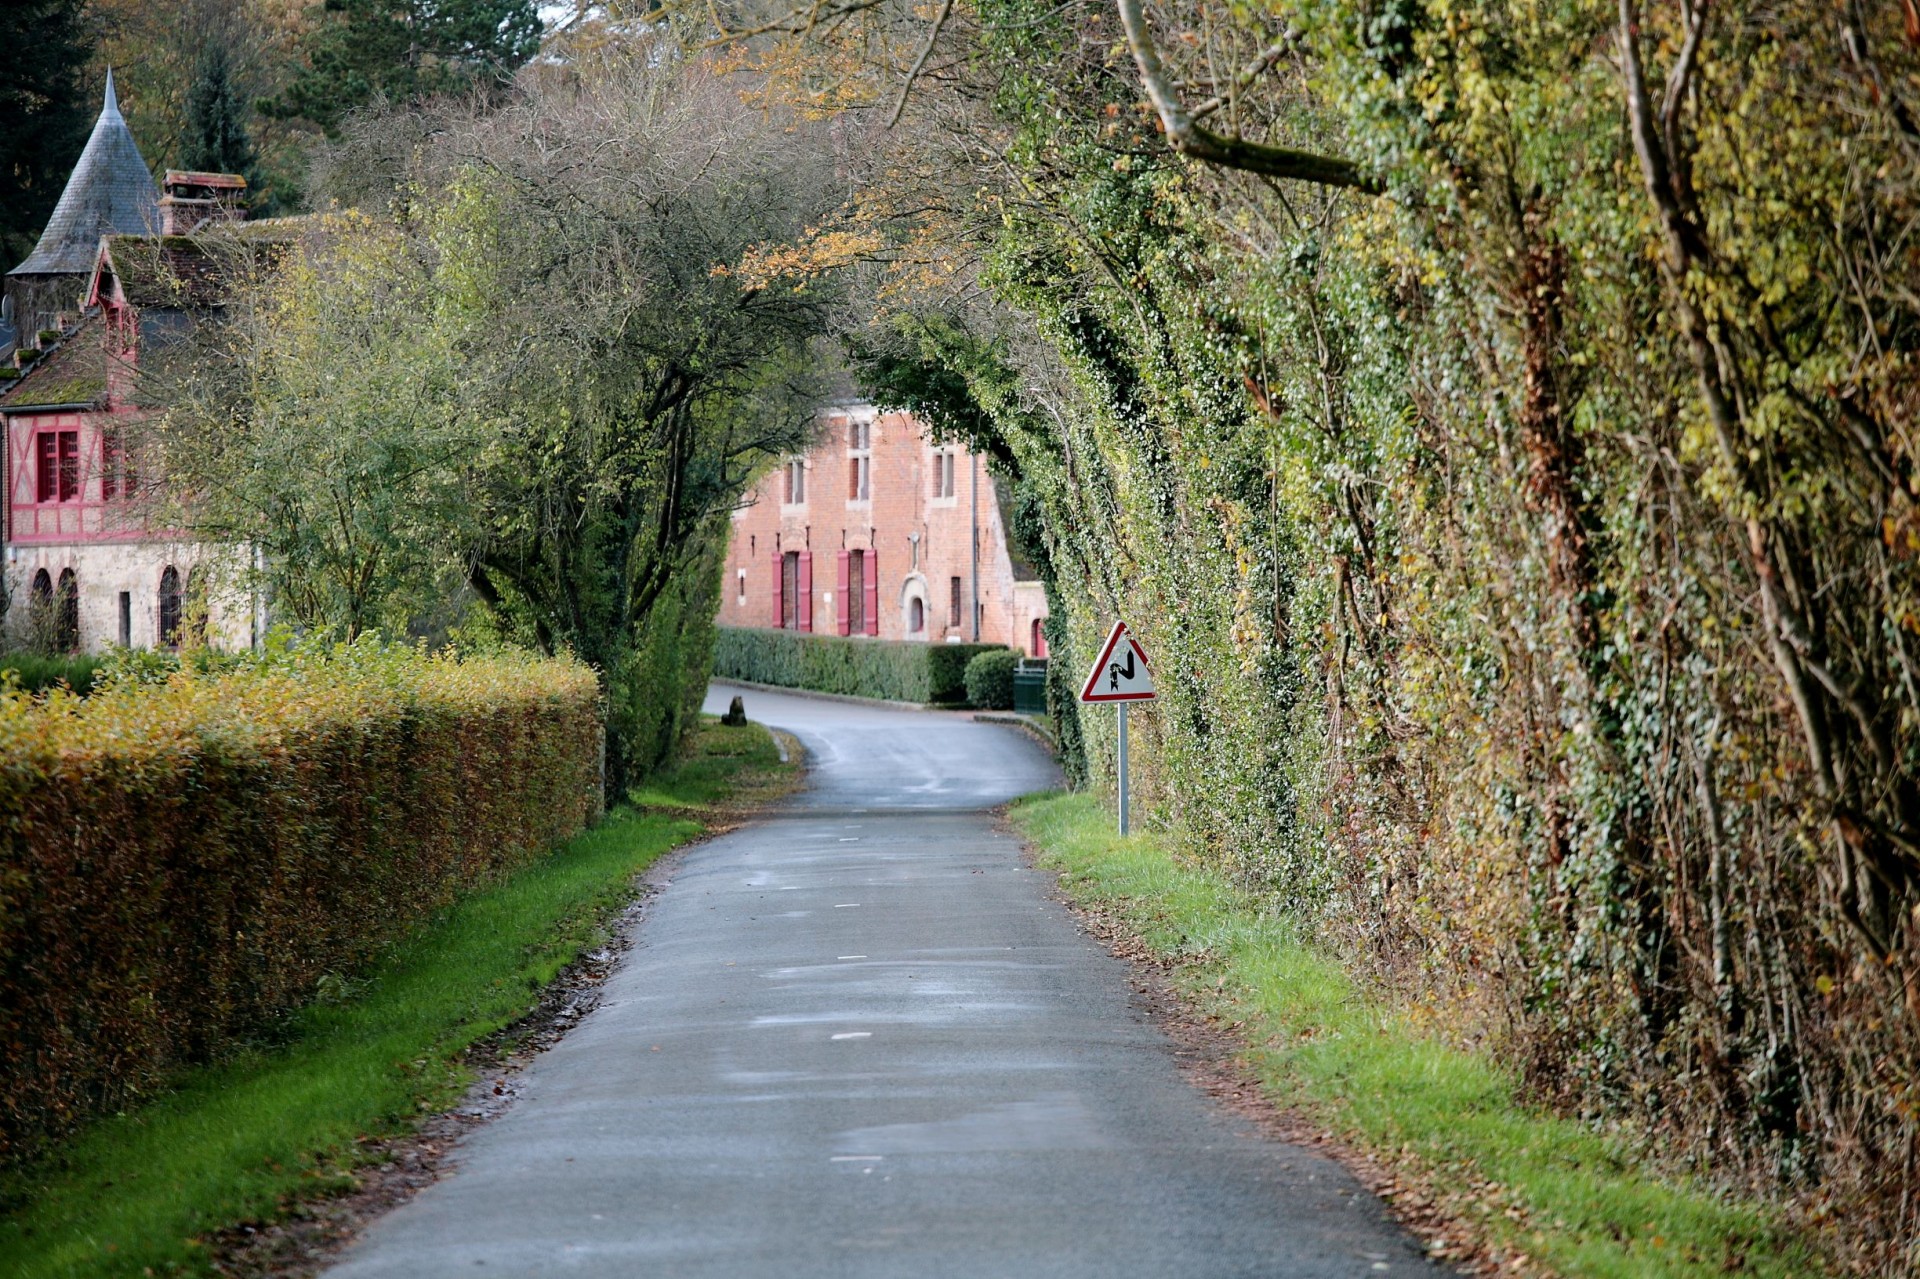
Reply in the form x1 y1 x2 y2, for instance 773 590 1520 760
326 683 1443 1278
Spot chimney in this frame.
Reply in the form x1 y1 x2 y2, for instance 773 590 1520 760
159 170 247 235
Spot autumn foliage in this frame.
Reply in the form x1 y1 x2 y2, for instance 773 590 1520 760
0 642 601 1159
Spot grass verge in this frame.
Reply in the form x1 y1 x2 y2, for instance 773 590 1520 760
1010 792 1826 1279
0 718 795 1279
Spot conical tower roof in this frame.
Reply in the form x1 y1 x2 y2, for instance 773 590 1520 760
9 71 160 278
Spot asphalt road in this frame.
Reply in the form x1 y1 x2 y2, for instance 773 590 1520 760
326 683 1442 1278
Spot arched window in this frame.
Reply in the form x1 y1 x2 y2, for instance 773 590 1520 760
1031 617 1049 658
29 569 51 606
908 596 925 635
158 566 181 649
54 569 78 652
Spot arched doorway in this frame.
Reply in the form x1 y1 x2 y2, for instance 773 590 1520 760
54 569 78 652
26 570 52 651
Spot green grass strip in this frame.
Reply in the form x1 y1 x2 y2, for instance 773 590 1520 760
1010 792 1826 1279
0 721 792 1279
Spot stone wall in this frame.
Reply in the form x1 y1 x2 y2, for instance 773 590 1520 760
5 539 257 652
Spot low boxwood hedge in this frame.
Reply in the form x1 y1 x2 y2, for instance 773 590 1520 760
712 626 1008 704
964 649 1020 710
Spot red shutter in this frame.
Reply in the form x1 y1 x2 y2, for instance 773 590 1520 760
798 551 814 632
771 551 783 628
863 549 879 636
835 550 850 636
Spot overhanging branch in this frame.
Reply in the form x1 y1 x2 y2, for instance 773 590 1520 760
1115 0 1380 193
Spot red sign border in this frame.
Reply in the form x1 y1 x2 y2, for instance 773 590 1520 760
1078 620 1157 703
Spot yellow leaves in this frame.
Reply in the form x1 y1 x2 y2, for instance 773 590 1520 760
0 646 598 768
715 228 886 291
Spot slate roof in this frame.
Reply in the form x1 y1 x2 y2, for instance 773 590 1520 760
8 72 160 278
0 316 106 412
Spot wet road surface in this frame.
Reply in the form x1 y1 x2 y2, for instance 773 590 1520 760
325 683 1442 1277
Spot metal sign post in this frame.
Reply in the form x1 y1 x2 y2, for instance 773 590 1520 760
1078 621 1156 836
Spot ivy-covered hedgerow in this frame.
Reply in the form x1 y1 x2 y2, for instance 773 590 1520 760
0 640 602 1160
842 0 1920 1264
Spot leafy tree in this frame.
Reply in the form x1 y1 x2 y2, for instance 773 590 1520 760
266 0 544 135
164 45 849 791
0 0 93 267
179 42 261 187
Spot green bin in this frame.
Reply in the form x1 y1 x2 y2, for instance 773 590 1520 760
1012 661 1048 715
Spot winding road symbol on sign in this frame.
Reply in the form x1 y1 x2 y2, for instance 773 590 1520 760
1079 621 1155 703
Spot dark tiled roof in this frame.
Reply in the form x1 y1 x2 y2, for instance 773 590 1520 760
95 218 305 311
8 72 159 278
0 316 106 411
100 236 230 309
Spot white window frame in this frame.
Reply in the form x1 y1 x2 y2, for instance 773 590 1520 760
848 419 871 506
932 450 958 504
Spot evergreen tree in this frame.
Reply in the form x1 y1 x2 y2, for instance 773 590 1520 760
0 0 94 266
179 43 260 189
266 0 543 136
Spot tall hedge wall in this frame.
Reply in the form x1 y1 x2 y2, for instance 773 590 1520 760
845 0 1920 1258
711 626 1005 704
0 642 602 1159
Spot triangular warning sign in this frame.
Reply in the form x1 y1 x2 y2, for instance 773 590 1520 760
1079 621 1156 702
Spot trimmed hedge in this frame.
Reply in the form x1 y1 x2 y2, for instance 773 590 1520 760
711 626 1007 704
0 640 602 1159
964 649 1020 710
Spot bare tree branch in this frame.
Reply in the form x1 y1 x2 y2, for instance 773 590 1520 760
1190 37 1293 121
1114 0 1378 192
887 0 955 128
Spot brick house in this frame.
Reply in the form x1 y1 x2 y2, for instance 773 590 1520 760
714 403 1049 654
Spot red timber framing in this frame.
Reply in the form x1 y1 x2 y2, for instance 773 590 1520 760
5 408 144 544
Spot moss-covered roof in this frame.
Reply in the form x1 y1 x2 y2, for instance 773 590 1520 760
99 236 229 309
96 219 304 312
0 316 107 411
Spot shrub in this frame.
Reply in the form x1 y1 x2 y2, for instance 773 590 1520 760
0 639 602 1159
964 649 1020 709
711 626 1007 703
